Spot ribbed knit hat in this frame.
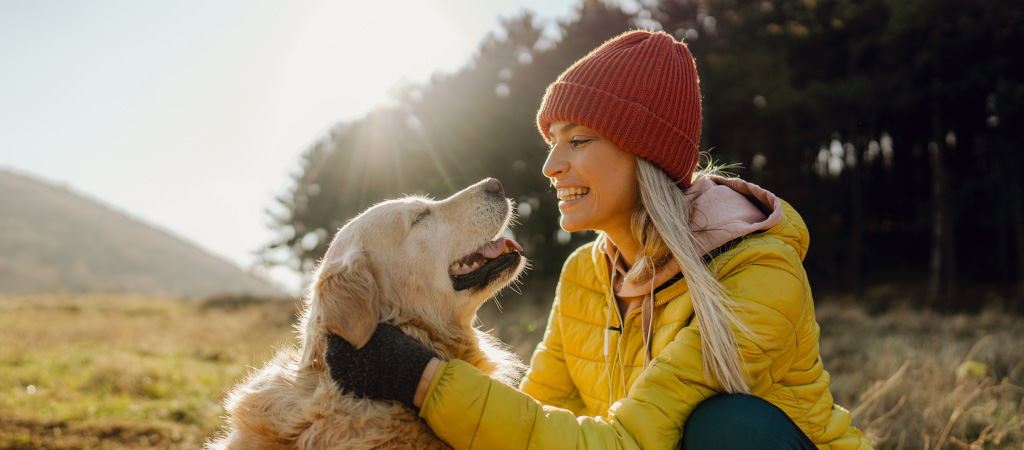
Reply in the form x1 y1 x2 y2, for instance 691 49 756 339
537 30 702 187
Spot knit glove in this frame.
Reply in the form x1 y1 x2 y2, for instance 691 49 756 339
324 323 437 409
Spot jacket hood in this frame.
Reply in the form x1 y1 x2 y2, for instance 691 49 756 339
690 175 810 261
687 175 794 257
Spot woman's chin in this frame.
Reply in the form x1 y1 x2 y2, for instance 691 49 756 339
559 217 585 234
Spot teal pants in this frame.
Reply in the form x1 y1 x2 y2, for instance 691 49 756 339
680 394 818 450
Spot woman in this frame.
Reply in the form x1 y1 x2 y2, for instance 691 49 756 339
326 30 873 449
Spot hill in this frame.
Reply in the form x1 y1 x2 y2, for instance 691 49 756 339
0 169 282 298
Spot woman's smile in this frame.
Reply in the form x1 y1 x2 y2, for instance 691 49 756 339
556 186 591 205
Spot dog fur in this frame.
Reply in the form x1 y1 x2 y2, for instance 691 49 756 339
206 179 527 450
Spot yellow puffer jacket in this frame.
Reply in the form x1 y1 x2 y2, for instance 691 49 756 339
419 199 872 449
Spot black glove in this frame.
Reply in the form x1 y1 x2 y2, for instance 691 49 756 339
324 323 437 409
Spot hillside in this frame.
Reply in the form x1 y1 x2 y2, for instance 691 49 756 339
0 169 282 298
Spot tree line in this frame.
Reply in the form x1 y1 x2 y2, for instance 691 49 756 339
262 0 1024 311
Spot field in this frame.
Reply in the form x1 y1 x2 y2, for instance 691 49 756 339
1 291 1022 450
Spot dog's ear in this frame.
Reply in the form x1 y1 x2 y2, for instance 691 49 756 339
314 247 379 349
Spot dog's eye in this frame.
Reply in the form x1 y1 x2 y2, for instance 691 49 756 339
412 209 431 226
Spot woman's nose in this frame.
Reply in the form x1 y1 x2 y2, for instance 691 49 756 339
542 145 568 179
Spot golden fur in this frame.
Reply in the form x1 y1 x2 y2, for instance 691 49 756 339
207 179 526 449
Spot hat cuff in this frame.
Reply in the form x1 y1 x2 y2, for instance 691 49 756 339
538 81 699 186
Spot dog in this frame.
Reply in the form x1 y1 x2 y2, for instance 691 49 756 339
207 178 527 450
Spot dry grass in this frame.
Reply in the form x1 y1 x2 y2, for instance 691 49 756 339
813 299 1024 449
1 292 1021 449
0 294 300 449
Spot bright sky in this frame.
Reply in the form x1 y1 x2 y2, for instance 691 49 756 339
0 0 579 294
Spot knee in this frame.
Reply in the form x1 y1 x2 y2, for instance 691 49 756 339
680 394 810 450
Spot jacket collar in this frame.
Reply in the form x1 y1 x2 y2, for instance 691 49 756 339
599 235 681 298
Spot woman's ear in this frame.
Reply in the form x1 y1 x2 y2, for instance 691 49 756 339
313 247 379 349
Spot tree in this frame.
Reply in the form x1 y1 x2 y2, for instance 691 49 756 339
264 0 1024 309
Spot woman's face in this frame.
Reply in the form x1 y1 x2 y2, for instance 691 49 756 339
543 121 639 235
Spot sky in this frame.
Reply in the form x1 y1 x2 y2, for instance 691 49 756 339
0 0 581 294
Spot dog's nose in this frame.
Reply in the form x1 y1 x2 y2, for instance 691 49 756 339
484 178 504 197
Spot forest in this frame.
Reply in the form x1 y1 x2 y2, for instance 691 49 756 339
261 0 1024 311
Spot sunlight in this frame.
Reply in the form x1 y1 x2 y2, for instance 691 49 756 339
275 0 467 122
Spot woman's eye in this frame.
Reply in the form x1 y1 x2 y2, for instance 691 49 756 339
569 139 591 149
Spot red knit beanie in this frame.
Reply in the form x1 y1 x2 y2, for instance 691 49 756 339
537 30 702 187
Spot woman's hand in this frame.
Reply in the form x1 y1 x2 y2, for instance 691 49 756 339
325 323 438 409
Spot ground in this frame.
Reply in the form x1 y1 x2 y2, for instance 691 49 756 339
1 292 1021 449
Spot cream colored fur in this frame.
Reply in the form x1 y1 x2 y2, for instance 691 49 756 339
206 179 527 450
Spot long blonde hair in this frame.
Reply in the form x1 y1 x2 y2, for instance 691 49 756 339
622 156 751 394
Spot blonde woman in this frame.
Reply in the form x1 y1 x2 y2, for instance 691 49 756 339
326 30 873 449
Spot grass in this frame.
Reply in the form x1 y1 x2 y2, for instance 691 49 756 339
0 294 299 449
1 291 1022 449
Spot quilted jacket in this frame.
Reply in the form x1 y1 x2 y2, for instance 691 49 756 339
419 178 872 450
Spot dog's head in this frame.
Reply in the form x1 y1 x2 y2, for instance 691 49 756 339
300 178 526 368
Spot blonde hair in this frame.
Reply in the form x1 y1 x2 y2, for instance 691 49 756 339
622 156 751 394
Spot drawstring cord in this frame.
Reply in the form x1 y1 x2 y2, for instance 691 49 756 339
604 247 619 403
642 264 655 368
603 244 658 403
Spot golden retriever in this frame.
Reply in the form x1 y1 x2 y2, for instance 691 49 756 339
207 178 527 450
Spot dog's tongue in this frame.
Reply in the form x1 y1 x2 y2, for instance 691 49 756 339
479 237 512 258
449 237 524 276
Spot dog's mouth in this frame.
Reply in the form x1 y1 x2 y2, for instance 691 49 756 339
449 237 524 291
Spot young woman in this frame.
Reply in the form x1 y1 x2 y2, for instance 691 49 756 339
326 30 873 449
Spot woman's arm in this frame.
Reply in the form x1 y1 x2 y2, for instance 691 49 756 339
414 296 585 413
413 358 440 408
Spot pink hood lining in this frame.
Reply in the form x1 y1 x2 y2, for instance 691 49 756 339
686 175 783 257
601 175 784 298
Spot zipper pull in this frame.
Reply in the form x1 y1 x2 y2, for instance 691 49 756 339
604 326 621 357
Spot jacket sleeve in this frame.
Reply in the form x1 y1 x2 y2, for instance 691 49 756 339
519 294 588 415
418 241 805 450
